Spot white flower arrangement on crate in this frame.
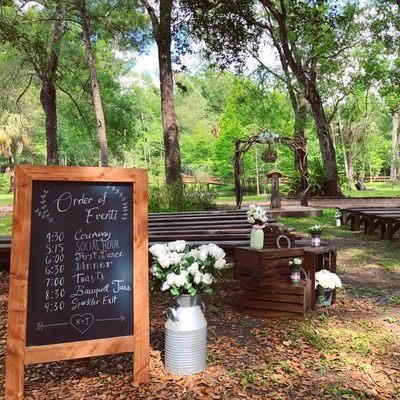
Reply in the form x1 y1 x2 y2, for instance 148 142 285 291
289 258 303 268
259 131 280 144
309 224 323 236
315 269 342 290
247 205 268 226
149 240 227 297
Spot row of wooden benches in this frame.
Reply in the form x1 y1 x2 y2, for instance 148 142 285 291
338 206 400 240
0 209 308 270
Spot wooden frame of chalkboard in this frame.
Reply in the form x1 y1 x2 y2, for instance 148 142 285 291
5 165 149 399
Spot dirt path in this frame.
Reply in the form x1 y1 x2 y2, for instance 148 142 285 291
0 243 399 399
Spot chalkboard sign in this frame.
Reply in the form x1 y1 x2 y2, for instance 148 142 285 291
5 166 149 400
27 181 133 346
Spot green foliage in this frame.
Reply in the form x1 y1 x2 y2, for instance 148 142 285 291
286 158 326 197
148 183 218 213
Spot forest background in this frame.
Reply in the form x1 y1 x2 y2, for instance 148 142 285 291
0 0 399 208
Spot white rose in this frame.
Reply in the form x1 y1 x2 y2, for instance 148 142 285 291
201 273 213 285
187 248 200 259
168 240 187 253
187 262 199 275
166 273 176 287
194 271 203 284
174 271 188 287
215 258 226 270
169 252 183 265
158 254 171 269
161 281 170 291
150 265 161 278
248 216 255 224
199 248 208 261
149 243 168 258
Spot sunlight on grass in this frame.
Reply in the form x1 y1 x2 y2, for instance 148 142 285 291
217 182 400 202
0 216 12 235
0 193 13 207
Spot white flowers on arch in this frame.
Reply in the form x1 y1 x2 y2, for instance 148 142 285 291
149 240 227 297
258 131 280 144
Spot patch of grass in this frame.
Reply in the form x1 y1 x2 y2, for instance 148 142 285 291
217 182 400 203
325 387 368 399
0 193 13 207
391 295 400 305
0 216 12 235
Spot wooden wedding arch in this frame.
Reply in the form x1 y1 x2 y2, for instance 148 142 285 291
233 131 310 209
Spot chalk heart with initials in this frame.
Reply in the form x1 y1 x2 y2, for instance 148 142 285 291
70 313 94 334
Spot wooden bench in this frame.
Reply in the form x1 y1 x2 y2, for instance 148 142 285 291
338 206 400 240
339 206 400 230
0 209 311 270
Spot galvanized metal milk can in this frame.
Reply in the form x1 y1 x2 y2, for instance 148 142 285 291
164 294 207 375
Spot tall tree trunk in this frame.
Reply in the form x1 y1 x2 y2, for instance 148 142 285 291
390 108 399 181
347 151 355 185
157 0 182 186
359 140 367 189
293 92 309 206
40 81 59 165
337 111 349 178
260 0 342 196
308 92 342 196
8 153 15 193
255 145 260 195
80 0 108 167
39 0 64 166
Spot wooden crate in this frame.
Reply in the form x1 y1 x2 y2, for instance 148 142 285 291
303 246 337 308
263 226 296 249
233 246 305 286
240 281 312 318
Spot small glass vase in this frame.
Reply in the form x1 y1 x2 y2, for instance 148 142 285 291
311 235 321 247
316 285 333 306
250 226 264 250
290 268 301 285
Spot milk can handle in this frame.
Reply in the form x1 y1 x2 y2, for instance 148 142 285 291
300 267 309 281
166 307 179 322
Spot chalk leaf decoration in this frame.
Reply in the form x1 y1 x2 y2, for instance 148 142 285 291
34 190 57 224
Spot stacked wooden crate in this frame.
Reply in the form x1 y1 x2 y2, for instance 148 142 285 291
234 246 312 318
241 281 312 318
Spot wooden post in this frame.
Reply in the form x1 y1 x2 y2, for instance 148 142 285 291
267 171 282 209
5 167 32 399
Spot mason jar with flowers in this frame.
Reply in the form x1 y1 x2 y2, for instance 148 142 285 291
315 269 342 306
247 205 268 250
288 258 303 285
335 211 342 227
149 240 227 375
309 225 323 247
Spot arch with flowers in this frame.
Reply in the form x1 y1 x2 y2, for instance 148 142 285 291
233 130 309 209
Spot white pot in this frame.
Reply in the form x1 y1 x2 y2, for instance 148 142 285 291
336 219 341 227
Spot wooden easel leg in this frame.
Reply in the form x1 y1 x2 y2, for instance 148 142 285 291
5 351 24 399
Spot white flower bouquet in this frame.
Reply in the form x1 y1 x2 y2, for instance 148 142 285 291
315 269 342 290
289 258 303 268
334 212 342 219
309 224 323 236
149 240 227 297
247 204 268 226
259 131 280 144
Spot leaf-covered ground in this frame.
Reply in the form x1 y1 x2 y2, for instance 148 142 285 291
0 210 399 399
